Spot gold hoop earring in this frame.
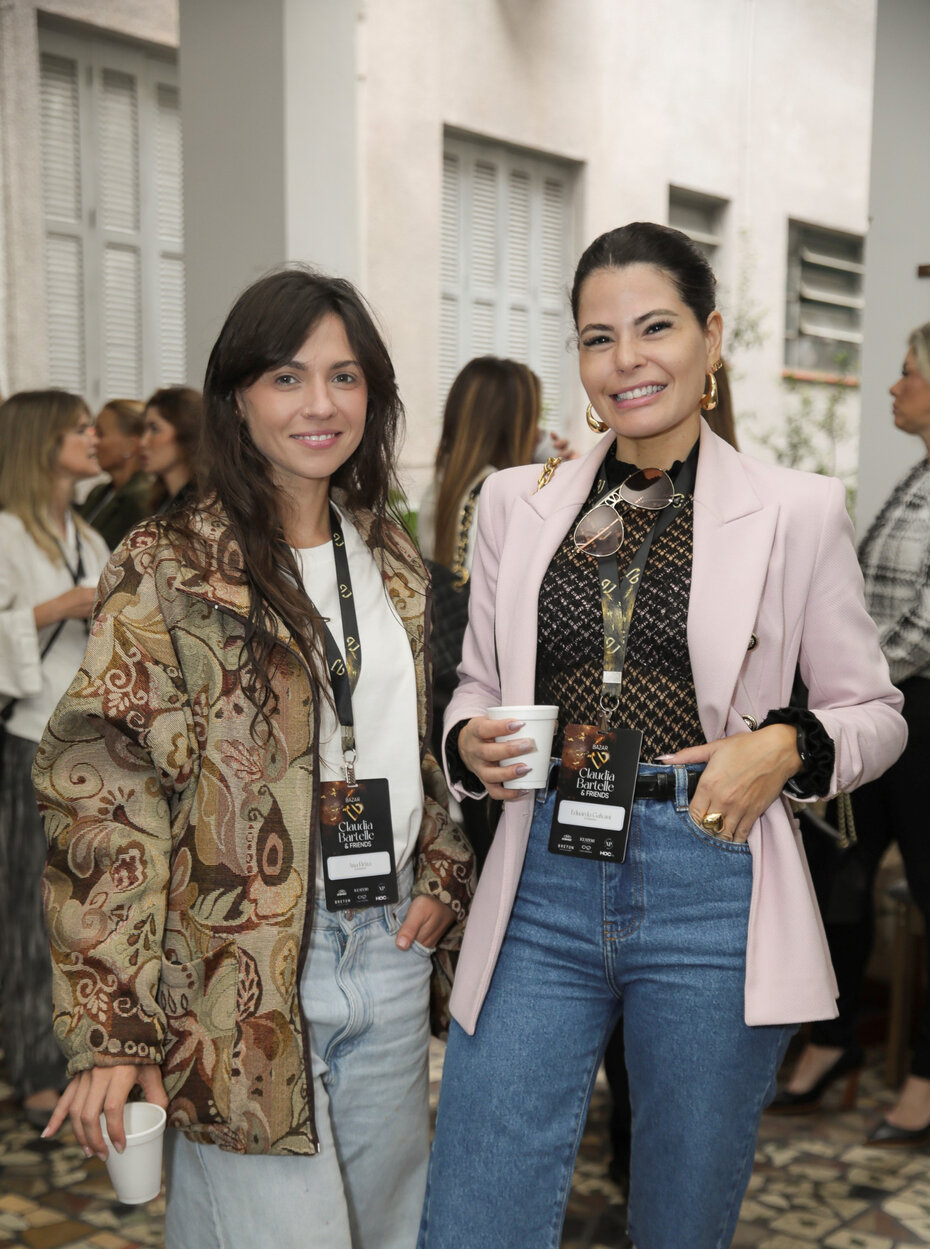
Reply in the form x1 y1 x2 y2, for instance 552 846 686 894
700 372 718 412
585 402 608 433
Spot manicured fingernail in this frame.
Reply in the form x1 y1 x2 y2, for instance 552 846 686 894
656 754 673 762
396 935 410 950
506 720 525 732
83 1146 94 1157
40 1126 50 1139
513 764 531 776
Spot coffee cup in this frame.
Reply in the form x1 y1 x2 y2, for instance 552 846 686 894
99 1101 167 1204
488 704 559 789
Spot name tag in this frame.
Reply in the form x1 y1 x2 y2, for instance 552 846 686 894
319 777 398 910
548 723 642 863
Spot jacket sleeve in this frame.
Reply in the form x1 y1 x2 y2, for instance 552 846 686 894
440 474 508 801
0 542 43 701
798 477 907 795
33 540 197 1077
411 747 476 945
875 549 930 685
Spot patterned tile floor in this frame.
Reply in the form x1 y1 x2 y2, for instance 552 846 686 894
1 1044 927 1248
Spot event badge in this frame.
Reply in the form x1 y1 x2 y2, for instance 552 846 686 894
548 723 642 863
319 777 398 910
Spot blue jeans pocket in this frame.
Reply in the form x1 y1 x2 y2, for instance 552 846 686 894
682 809 752 853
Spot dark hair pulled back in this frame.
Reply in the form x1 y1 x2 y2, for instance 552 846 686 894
171 265 407 732
570 222 717 329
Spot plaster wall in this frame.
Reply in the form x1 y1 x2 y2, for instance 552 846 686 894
360 0 876 498
856 0 930 534
180 0 362 388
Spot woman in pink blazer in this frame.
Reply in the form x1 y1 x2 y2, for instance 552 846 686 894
417 223 906 1249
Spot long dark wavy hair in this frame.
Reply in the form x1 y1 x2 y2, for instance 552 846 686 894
169 266 408 730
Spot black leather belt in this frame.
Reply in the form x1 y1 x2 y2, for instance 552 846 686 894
634 771 700 801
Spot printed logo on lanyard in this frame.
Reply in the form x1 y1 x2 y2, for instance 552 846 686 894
312 507 398 910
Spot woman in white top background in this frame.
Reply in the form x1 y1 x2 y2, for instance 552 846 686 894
0 390 109 1123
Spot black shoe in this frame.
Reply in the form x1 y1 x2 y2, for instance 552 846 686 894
867 1117 930 1147
766 1043 865 1115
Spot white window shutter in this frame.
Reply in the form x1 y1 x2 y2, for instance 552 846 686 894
45 235 86 394
98 65 142 398
40 54 82 222
99 70 140 232
440 134 575 424
103 246 142 397
39 29 183 401
40 53 86 393
155 84 186 384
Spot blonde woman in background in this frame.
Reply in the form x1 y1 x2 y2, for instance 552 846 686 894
0 391 109 1124
80 398 150 549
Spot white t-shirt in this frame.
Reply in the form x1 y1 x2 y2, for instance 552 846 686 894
292 509 424 890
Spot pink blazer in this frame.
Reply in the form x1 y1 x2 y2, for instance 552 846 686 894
443 423 907 1029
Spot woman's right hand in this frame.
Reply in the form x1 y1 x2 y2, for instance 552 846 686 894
458 716 537 801
33 586 97 630
42 1063 168 1160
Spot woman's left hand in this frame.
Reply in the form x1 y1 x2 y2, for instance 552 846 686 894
661 724 802 843
396 896 456 951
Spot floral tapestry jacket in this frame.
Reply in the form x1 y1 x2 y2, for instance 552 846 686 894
34 503 475 1156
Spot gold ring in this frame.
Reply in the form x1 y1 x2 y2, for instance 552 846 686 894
700 811 725 833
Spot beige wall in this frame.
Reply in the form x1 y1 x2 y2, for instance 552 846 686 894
856 0 930 534
1 0 880 510
360 0 876 498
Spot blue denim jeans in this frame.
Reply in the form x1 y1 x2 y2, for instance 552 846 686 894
418 765 793 1249
166 862 432 1249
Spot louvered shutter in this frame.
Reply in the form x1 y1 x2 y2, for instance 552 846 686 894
99 68 143 399
439 153 462 405
538 177 568 428
440 135 575 425
39 29 184 402
40 53 86 393
155 84 186 384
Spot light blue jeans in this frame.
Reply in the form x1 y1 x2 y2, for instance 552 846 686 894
418 766 793 1249
166 862 432 1249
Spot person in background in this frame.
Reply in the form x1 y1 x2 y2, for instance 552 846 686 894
139 385 202 513
0 391 110 1126
35 268 473 1249
80 398 150 549
773 322 930 1144
419 357 543 571
417 222 906 1249
418 357 543 870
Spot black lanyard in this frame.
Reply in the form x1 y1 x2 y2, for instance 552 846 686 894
312 506 362 781
596 448 698 730
56 519 86 585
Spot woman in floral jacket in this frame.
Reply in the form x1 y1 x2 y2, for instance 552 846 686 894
35 268 474 1249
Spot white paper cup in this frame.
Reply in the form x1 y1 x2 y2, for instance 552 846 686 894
100 1101 167 1204
488 704 559 789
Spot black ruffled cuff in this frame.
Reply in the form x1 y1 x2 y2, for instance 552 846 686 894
759 707 835 799
445 719 485 795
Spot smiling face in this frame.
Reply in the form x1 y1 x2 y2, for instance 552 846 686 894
890 349 930 447
139 406 183 480
237 312 368 502
577 263 722 467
